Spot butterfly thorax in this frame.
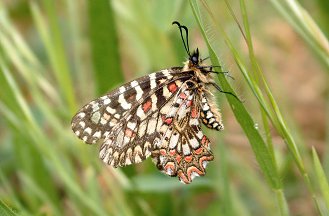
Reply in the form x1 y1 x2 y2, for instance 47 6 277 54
181 50 214 88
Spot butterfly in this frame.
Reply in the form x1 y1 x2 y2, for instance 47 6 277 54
71 21 235 184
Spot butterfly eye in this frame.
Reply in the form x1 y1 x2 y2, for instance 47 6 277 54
192 56 198 64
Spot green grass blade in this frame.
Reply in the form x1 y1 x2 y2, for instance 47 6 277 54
312 147 329 214
0 200 18 216
30 1 77 113
88 0 124 95
240 0 319 207
189 0 281 190
189 1 293 215
270 0 329 71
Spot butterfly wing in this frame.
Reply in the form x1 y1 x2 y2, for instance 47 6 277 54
72 68 195 167
71 68 188 144
98 75 189 167
151 82 214 184
72 68 216 183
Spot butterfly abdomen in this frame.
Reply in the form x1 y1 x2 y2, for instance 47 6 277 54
200 93 224 131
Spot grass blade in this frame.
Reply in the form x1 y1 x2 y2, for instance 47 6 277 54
312 147 329 214
189 0 281 190
88 0 124 95
0 200 18 216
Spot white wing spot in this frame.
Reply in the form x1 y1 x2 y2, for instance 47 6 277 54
118 94 132 110
138 121 147 137
149 73 157 89
130 80 138 87
77 112 86 118
134 155 142 163
103 98 111 105
190 118 198 126
84 127 92 135
125 157 132 165
203 103 210 111
92 102 100 112
91 112 100 124
161 69 172 79
169 133 179 149
100 118 107 125
127 121 137 130
134 145 142 154
147 118 157 134
196 131 203 139
134 85 143 101
119 86 126 93
189 137 199 149
109 118 118 127
79 121 86 128
103 131 110 138
144 142 151 156
202 161 208 169
93 130 101 139
151 94 158 111
136 106 147 120
206 111 213 119
190 172 200 180
162 85 170 99
106 106 116 114
182 143 191 156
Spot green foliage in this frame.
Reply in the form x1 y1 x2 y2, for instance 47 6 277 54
88 0 124 95
0 0 328 215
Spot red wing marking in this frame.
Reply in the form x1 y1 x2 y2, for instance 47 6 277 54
194 147 202 154
175 155 181 164
191 107 198 118
142 100 152 112
179 92 187 99
169 149 176 156
201 135 207 145
124 128 135 138
184 155 193 162
160 149 167 155
168 82 178 93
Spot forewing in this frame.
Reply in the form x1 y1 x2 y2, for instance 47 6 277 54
71 68 186 144
98 71 194 167
151 84 214 184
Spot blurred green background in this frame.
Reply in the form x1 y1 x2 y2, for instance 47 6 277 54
0 0 328 215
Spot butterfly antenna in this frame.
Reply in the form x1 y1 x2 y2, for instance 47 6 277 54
172 21 191 58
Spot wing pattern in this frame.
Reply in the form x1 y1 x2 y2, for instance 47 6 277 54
200 92 224 131
71 68 187 144
151 83 214 183
71 66 225 184
99 72 192 167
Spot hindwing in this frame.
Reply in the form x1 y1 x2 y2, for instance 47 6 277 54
151 83 214 183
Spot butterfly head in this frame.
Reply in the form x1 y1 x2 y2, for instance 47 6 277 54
189 48 200 66
172 22 207 69
173 21 199 65
173 21 214 82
